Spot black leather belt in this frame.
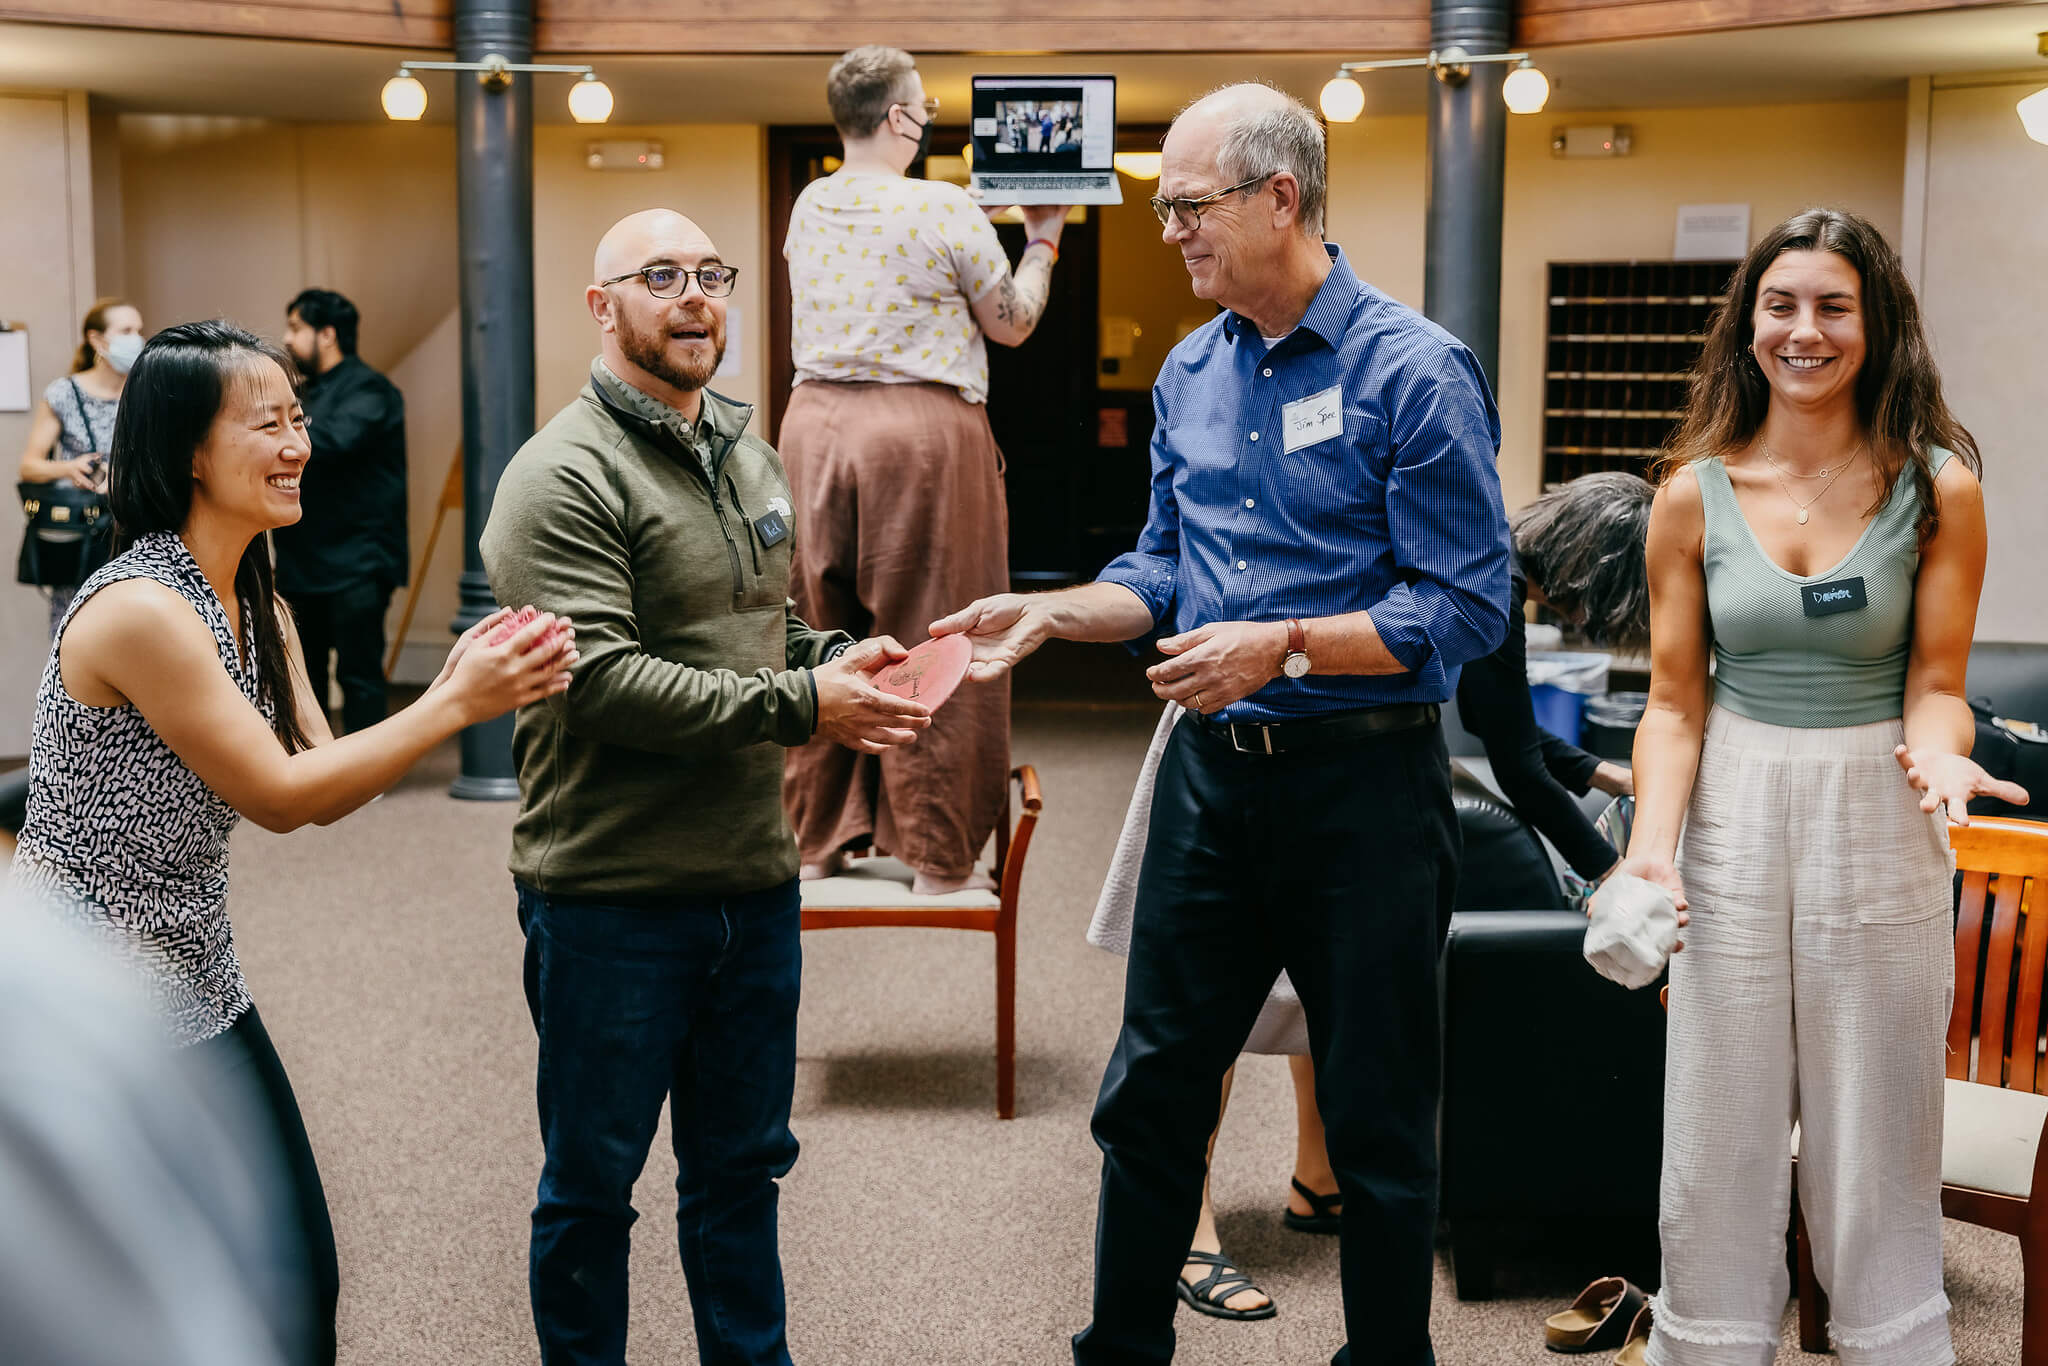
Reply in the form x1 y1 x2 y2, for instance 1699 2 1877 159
1185 702 1439 756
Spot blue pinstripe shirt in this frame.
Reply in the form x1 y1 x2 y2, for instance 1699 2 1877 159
1097 245 1512 723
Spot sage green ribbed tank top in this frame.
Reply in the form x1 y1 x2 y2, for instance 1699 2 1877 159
1696 448 1951 729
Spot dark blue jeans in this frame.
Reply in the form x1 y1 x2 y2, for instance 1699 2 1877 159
518 880 802 1366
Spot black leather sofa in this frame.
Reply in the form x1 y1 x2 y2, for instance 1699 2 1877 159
1971 641 2048 725
1439 755 1667 1301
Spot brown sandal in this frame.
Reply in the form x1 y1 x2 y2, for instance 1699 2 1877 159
1544 1276 1647 1354
1612 1304 1652 1366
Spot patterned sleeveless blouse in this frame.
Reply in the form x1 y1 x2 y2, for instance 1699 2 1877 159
11 531 275 1044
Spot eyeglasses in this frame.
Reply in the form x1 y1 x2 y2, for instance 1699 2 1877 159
1148 174 1275 232
894 97 941 122
599 264 740 299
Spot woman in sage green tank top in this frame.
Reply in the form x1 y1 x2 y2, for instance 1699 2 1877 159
1621 209 2027 1365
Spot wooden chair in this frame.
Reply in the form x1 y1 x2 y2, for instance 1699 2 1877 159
1797 815 2048 1360
796 765 1042 1119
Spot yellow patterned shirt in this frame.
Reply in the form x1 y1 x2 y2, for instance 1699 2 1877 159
784 171 1008 405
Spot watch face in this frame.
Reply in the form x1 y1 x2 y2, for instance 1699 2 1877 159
1283 653 1310 679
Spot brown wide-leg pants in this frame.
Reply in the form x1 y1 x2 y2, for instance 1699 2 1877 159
777 379 1011 879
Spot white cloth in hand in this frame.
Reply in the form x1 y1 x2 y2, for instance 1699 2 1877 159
1583 873 1680 990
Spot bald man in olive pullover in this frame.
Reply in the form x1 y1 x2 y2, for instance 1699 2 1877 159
483 209 930 1366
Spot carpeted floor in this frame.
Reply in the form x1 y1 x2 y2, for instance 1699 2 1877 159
222 704 2023 1365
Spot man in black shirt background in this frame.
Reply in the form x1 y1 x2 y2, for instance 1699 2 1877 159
278 288 408 734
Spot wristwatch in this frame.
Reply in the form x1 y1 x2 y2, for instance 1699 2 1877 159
1281 618 1311 679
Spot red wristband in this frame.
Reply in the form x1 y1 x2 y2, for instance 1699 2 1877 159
1026 237 1060 263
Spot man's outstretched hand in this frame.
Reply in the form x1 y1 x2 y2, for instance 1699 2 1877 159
814 638 932 754
930 595 1053 683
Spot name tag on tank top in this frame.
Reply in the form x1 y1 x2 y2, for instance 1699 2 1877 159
1802 575 1867 618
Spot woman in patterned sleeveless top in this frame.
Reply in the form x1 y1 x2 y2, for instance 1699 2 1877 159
1627 211 2026 1364
11 321 576 1366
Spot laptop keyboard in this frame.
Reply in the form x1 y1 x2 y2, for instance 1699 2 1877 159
976 174 1110 190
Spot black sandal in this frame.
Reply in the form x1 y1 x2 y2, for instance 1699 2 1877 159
1175 1250 1277 1321
1282 1177 1342 1235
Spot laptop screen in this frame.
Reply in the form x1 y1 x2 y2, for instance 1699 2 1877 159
970 76 1116 174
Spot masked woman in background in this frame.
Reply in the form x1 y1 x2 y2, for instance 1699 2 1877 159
16 297 144 634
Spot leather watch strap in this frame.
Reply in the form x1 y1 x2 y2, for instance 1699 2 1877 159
1286 618 1306 657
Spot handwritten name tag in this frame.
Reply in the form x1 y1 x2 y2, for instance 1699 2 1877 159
1801 575 1867 618
1281 384 1344 454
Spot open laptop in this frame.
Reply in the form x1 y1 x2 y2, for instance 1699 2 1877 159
969 74 1123 206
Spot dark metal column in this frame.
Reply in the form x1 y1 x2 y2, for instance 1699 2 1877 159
450 0 535 800
1423 0 1511 389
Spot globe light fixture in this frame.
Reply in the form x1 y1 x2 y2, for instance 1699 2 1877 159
1502 60 1550 115
1320 75 1366 124
2021 86 2048 144
381 71 428 121
2021 33 2048 146
381 55 609 124
1323 47 1547 121
567 72 614 124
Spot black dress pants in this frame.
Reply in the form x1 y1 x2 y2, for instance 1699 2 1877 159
207 1006 340 1366
286 581 391 735
1071 715 1460 1366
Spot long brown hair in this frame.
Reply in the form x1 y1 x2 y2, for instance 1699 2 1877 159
1654 207 1979 544
72 297 132 374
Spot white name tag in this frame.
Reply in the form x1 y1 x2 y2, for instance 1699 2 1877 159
1281 384 1344 453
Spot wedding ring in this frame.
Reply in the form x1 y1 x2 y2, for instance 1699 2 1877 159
1193 690 1205 712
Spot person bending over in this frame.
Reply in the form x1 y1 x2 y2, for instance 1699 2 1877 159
1456 470 1653 883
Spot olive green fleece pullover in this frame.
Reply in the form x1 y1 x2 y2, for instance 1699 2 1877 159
481 367 852 899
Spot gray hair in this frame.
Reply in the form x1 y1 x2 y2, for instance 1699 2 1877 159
1204 85 1327 238
1510 472 1656 647
826 45 918 139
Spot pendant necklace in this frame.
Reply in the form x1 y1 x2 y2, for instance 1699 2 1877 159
1761 440 1859 525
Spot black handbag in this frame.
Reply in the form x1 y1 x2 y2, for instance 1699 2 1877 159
16 378 114 589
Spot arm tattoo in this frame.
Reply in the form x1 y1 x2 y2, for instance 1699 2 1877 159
999 250 1054 333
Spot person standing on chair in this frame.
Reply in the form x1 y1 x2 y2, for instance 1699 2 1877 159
935 83 1511 1366
1624 208 2027 1365
16 297 143 636
482 208 932 1366
779 44 1070 895
276 289 407 734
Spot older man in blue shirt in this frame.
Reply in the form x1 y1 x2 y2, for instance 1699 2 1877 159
935 83 1509 1365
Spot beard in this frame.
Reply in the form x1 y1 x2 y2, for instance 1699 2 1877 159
617 307 726 393
286 340 318 374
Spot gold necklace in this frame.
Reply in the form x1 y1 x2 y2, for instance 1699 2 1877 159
1762 442 1859 525
1760 439 1855 480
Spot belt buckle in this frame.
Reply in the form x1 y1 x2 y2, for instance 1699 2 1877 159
1229 721 1274 755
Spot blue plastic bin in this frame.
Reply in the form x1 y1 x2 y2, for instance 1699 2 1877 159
1525 652 1612 746
1529 684 1588 745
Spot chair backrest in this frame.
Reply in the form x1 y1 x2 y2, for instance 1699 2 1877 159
995 765 1043 914
1949 816 2048 1092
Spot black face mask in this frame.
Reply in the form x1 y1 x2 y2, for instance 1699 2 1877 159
896 108 934 162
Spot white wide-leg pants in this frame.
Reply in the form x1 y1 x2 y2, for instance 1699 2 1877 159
1648 707 1956 1366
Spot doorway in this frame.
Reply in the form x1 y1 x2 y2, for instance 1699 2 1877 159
767 124 1131 583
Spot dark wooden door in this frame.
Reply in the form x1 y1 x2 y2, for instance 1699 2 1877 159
983 216 1098 582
